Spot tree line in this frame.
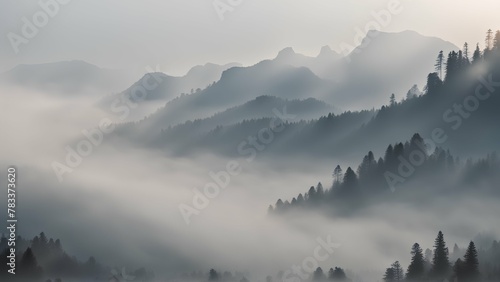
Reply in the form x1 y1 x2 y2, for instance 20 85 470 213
383 231 500 281
0 232 154 281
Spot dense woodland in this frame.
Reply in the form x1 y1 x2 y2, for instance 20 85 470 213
0 232 154 281
268 133 500 214
380 231 500 282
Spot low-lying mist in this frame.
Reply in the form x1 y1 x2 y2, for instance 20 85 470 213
1 85 498 281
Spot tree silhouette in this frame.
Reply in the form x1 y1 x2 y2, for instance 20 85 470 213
431 231 450 279
425 72 442 94
463 42 470 63
328 267 348 281
462 241 480 281
472 43 482 63
209 269 220 281
494 30 500 50
486 29 493 50
406 243 425 281
313 267 326 281
19 247 43 280
445 51 458 82
390 94 396 106
383 267 395 282
453 258 465 281
332 165 343 187
435 50 445 79
392 261 404 281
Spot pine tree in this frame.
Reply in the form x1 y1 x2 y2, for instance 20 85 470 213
463 241 480 281
485 29 494 58
328 267 347 281
307 186 317 201
486 29 493 50
463 42 470 63
342 167 358 188
332 165 343 186
445 51 458 82
297 193 304 204
494 30 500 51
384 145 395 168
316 182 324 197
435 50 445 79
209 269 219 281
425 72 442 94
19 247 43 279
391 261 404 281
473 43 482 63
313 267 326 281
406 243 425 281
453 258 465 281
383 267 395 282
431 231 450 279
390 94 396 106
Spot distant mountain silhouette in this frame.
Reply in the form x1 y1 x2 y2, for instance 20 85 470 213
0 60 134 95
98 62 241 121
273 46 341 77
115 95 336 146
118 35 500 161
331 30 458 109
109 60 333 124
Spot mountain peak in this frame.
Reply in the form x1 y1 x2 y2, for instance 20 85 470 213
317 45 338 59
276 47 296 59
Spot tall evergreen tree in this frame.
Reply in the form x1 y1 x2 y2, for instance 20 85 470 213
486 29 493 50
453 258 465 281
383 267 395 282
391 261 404 281
19 247 43 280
332 165 343 187
445 51 458 82
425 72 442 94
209 269 219 281
494 30 500 51
435 50 445 79
472 43 482 63
462 241 480 281
463 42 470 63
390 94 396 106
342 167 358 188
406 243 425 281
431 231 450 279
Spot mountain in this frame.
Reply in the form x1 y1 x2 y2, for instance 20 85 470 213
114 60 334 126
98 62 241 121
0 60 134 95
101 62 240 102
330 30 458 109
103 30 456 124
273 46 341 76
116 95 336 145
271 31 458 110
124 46 500 161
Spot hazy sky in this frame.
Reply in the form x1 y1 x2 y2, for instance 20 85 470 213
1 0 499 76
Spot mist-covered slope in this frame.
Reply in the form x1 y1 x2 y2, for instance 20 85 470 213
331 30 458 109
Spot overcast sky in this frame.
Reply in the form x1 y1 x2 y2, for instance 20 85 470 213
1 0 499 76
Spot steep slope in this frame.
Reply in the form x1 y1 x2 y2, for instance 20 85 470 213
331 30 458 109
